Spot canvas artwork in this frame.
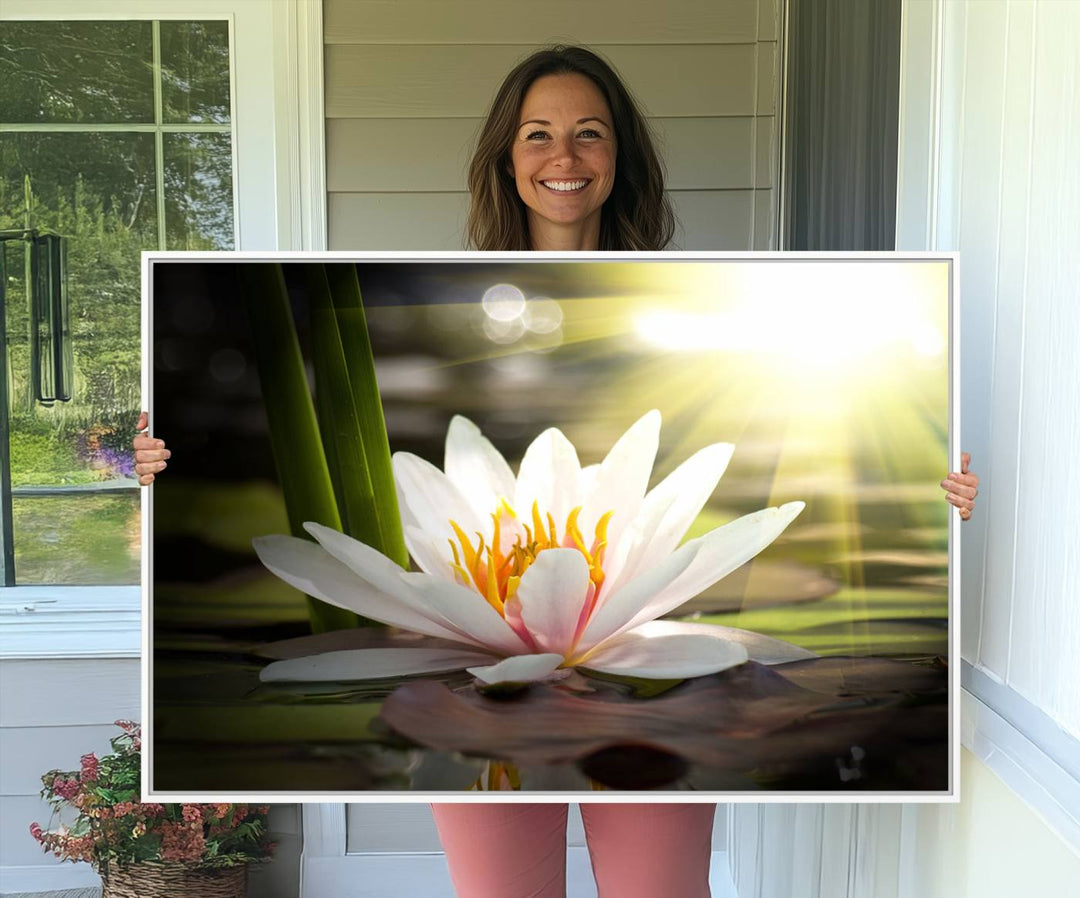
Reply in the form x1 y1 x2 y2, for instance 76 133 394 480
147 256 953 797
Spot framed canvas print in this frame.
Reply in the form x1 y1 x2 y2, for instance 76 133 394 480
143 252 957 801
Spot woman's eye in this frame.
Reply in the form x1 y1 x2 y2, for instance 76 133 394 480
578 129 602 138
525 130 550 140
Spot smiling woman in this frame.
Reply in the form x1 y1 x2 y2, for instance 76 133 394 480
466 45 674 251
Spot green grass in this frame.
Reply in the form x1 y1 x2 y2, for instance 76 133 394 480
13 492 140 584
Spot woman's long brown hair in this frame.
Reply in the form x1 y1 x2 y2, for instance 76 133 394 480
466 46 676 251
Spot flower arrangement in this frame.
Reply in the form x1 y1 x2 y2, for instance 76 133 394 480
30 721 273 876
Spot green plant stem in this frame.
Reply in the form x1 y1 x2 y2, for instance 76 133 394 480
324 264 409 570
238 263 357 633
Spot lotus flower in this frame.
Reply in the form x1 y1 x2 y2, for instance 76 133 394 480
254 411 813 686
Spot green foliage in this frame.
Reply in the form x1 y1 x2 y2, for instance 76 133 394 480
31 721 274 874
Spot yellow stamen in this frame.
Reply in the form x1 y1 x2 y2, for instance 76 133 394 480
446 501 615 618
531 501 546 549
506 574 521 602
485 553 501 611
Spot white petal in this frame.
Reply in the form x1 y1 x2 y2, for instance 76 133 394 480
260 647 500 682
576 541 701 651
401 573 533 656
513 549 592 654
578 463 600 497
444 415 516 519
605 442 735 592
393 452 486 545
580 630 748 679
404 524 455 580
514 426 581 525
625 620 817 664
617 501 807 636
578 410 661 559
303 522 527 654
253 534 472 645
466 653 566 685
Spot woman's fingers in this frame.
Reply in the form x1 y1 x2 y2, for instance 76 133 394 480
940 476 978 500
133 410 169 486
942 453 979 522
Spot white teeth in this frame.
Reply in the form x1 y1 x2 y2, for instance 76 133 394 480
542 180 588 192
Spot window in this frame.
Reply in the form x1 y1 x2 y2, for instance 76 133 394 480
0 19 235 586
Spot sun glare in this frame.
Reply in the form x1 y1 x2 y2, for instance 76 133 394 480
633 262 948 374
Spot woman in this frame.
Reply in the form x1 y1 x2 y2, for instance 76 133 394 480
135 45 978 898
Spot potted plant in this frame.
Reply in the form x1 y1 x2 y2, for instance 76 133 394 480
30 720 273 897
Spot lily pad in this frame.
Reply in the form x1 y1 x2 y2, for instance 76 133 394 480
378 657 947 789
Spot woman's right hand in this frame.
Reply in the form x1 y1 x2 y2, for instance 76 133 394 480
133 411 170 486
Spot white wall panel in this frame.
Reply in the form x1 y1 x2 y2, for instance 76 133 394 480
952 0 1007 669
899 0 1080 736
1005 0 1080 729
978 0 1036 678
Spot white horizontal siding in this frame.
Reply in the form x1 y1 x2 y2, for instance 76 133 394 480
328 188 760 250
324 0 761 45
0 660 139 729
326 116 772 192
0 659 138 871
0 725 122 796
326 44 766 119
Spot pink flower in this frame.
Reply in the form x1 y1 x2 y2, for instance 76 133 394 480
29 822 43 842
181 805 202 824
80 753 99 782
52 777 80 801
159 821 205 863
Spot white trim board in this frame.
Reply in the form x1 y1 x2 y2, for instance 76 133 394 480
0 588 140 660
960 681 1080 854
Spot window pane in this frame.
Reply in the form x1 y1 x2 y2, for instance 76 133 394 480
1 132 154 472
0 22 154 124
2 132 151 586
13 493 141 585
164 132 235 249
160 20 232 124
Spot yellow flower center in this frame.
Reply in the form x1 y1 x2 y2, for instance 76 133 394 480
448 499 613 616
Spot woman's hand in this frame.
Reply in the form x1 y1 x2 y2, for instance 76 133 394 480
941 451 979 521
133 411 170 486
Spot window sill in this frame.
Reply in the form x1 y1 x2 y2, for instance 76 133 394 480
0 586 140 659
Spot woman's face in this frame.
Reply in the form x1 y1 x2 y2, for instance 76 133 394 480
509 73 617 243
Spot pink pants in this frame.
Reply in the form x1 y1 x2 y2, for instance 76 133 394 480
431 803 716 898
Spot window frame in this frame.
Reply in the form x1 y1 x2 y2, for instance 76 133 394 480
0 0 326 660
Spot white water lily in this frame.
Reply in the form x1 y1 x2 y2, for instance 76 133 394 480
254 411 814 686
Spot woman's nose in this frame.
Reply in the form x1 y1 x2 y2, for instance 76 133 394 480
549 134 579 166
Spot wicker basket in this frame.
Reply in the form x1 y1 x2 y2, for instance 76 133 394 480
100 862 247 898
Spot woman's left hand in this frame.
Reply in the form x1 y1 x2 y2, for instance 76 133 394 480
942 452 979 521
